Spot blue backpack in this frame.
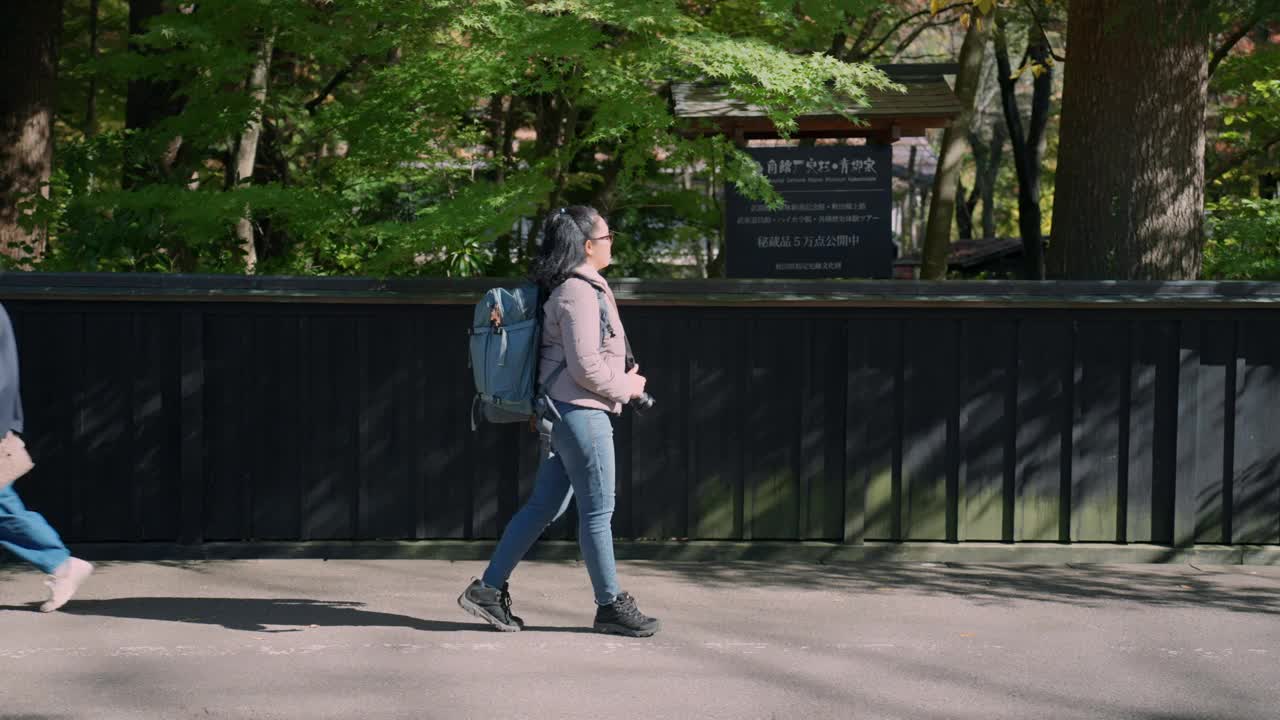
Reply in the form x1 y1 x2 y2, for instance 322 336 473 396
467 276 613 431
468 282 543 429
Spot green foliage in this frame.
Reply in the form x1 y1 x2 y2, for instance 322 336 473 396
1210 42 1280 197
28 0 894 278
1204 197 1280 279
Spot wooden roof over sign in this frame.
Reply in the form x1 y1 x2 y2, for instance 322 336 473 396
671 63 961 141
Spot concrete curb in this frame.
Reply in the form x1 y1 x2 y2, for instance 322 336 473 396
31 540 1280 565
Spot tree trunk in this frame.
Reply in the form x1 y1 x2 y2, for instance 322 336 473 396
0 0 62 264
487 95 516 275
233 31 276 274
981 120 1006 239
125 0 184 187
921 20 989 279
995 24 1052 280
708 160 726 278
902 144 918 253
85 0 100 137
955 178 976 240
1048 0 1209 279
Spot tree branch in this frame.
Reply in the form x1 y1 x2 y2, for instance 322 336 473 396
852 3 967 61
1025 41 1053 150
827 31 848 58
1209 13 1260 78
993 28 1026 153
1020 0 1065 62
842 8 884 60
890 15 964 60
305 55 367 115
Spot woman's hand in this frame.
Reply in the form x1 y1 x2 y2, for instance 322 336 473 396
626 365 647 400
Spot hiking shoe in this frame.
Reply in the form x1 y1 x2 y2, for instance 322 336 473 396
457 578 522 632
593 592 660 637
499 583 525 629
40 557 94 613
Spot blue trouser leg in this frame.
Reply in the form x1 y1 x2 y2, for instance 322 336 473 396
483 402 621 606
482 445 574 590
555 405 620 606
0 485 71 574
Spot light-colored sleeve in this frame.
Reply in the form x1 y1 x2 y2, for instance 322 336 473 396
553 281 641 403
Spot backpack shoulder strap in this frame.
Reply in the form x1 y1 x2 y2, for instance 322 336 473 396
568 273 614 350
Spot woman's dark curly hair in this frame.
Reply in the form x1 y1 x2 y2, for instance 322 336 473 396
529 205 602 291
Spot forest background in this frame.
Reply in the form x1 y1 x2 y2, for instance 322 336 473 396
2 0 1278 281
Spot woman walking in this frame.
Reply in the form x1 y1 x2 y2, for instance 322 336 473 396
458 206 660 637
0 303 94 612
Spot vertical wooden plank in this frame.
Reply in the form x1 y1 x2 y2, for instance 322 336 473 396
1016 319 1070 542
513 419 541 518
670 307 692 540
823 317 849 542
1174 317 1231 546
849 317 900 541
1071 319 1127 542
798 320 817 539
251 315 301 540
79 313 134 541
302 315 358 540
494 426 523 537
408 312 428 540
1173 319 1200 548
805 316 845 540
1233 316 1280 544
690 311 744 539
422 306 469 538
960 318 1015 542
203 314 254 540
745 316 801 539
902 319 956 541
947 320 962 543
179 310 204 544
1201 318 1233 544
11 309 81 537
1198 318 1234 543
132 311 181 541
358 317 373 538
1128 320 1169 542
359 313 416 539
411 312 431 539
470 426 502 538
629 308 689 540
733 317 749 540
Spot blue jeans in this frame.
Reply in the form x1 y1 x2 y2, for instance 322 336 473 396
483 401 621 605
0 485 71 574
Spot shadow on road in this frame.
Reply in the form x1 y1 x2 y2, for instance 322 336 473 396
636 561 1280 616
0 597 592 634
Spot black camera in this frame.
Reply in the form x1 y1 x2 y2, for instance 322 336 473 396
629 392 656 413
624 337 654 414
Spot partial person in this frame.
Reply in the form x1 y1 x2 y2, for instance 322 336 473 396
0 303 94 612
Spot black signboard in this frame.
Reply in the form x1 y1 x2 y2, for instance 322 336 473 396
725 145 894 279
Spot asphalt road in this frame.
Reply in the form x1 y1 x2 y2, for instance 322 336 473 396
1 559 1278 719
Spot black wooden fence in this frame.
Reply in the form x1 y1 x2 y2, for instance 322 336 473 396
3 274 1279 551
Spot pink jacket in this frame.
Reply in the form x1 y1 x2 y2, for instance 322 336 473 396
539 265 643 413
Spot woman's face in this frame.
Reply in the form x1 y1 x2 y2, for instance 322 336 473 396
584 215 613 271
